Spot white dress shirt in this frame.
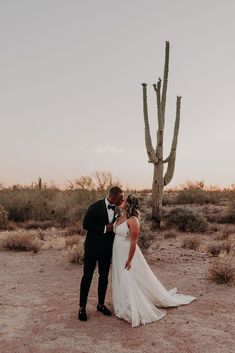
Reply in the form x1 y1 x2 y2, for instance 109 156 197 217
103 197 115 233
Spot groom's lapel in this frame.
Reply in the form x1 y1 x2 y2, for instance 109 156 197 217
101 198 109 224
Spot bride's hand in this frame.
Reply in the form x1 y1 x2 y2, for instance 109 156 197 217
125 260 131 270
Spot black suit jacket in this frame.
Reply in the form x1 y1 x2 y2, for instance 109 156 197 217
83 198 116 257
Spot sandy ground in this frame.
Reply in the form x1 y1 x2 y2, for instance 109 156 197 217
0 231 234 353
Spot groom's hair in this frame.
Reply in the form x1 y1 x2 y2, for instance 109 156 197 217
109 186 123 196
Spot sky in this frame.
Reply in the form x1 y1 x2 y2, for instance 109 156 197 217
0 0 235 189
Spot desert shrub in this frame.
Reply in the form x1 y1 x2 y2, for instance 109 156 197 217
138 224 155 250
1 231 41 253
0 187 93 225
176 187 219 205
19 220 58 230
0 188 56 222
220 199 235 224
182 236 202 250
215 225 235 240
207 256 234 284
163 229 178 239
166 207 208 232
68 241 84 264
162 193 177 206
65 235 81 248
63 221 83 237
207 240 232 256
0 205 9 230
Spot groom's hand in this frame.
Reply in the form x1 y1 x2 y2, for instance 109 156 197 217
106 223 113 232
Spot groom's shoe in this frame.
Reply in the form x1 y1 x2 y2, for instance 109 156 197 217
97 304 112 316
78 308 87 321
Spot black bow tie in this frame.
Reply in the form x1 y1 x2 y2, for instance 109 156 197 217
108 204 115 211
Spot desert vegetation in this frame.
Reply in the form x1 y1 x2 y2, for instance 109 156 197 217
0 176 234 284
0 175 234 353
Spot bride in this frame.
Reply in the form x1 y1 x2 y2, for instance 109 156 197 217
112 194 196 327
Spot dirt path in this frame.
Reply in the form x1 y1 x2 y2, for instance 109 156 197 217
0 233 234 353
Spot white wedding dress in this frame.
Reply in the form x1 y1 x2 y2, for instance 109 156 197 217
112 220 196 327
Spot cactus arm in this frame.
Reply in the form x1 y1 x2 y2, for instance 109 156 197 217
142 83 158 164
153 78 164 160
153 78 162 129
163 96 181 185
161 41 170 123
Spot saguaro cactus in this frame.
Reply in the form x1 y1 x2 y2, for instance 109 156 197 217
142 41 181 228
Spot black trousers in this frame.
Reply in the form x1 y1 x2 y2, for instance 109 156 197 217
79 247 112 308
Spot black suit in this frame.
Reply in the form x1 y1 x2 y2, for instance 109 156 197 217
79 198 116 308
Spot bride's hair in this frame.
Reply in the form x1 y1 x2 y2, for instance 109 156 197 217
125 194 141 218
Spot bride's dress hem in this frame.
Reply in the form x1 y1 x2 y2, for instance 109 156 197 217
114 309 167 328
112 221 196 328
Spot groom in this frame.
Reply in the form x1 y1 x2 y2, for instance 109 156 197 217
78 186 124 321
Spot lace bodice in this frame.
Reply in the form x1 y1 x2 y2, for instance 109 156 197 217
114 220 130 239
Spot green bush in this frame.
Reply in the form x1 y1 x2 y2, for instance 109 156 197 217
166 207 208 232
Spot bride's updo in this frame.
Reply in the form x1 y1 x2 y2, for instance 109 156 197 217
125 194 141 218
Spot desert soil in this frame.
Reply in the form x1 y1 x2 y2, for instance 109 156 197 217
0 230 234 353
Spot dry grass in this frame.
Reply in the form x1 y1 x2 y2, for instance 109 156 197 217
207 240 232 256
68 239 84 264
19 220 58 230
215 225 235 240
207 255 234 284
163 229 178 239
182 236 202 251
63 222 83 237
1 231 41 253
65 235 81 248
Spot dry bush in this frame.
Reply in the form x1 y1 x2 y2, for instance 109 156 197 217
71 171 122 192
138 224 155 251
0 205 9 230
64 222 83 237
220 198 235 224
209 223 235 235
176 187 219 205
0 185 97 225
207 240 232 257
163 229 178 239
166 207 208 232
1 231 41 253
19 220 58 230
68 240 84 264
65 235 81 248
182 236 202 251
207 255 234 284
215 225 235 240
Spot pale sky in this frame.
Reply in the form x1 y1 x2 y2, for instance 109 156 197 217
0 0 235 189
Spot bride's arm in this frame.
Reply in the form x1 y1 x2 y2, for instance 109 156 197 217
125 216 140 270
